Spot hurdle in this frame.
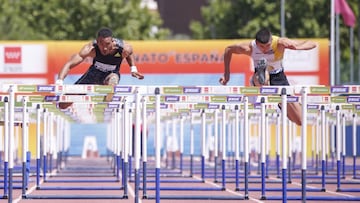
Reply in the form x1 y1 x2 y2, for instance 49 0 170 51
1 85 131 200
265 87 360 201
1 84 360 202
137 85 358 201
158 85 360 200
143 87 281 199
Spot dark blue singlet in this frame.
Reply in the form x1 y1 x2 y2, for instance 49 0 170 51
75 38 124 84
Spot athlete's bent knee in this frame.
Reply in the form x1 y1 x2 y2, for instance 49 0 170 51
104 73 119 86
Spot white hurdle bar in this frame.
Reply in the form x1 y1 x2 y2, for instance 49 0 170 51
2 84 360 201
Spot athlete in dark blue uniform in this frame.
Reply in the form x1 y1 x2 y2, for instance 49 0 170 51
56 27 144 86
56 28 143 109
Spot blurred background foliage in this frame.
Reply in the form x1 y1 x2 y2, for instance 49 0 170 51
0 0 170 40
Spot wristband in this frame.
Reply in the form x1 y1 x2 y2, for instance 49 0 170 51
55 79 63 85
130 65 138 73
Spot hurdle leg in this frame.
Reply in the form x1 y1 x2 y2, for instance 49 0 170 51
243 96 249 199
352 114 357 179
335 105 342 192
301 87 308 202
213 109 219 183
201 110 206 182
321 105 327 192
260 97 266 200
234 105 240 191
341 114 346 179
190 114 194 177
141 97 148 199
221 105 226 190
281 88 288 201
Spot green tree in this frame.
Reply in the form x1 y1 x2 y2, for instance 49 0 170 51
0 0 170 40
190 0 332 39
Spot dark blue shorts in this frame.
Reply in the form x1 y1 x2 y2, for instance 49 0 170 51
75 67 120 85
269 71 289 86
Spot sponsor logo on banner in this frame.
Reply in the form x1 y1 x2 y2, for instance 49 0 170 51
331 96 347 103
353 86 358 93
253 103 261 109
183 87 201 94
310 87 330 94
104 108 113 112
112 96 121 102
205 96 209 102
227 96 242 102
324 96 329 103
94 85 113 93
108 103 120 109
57 85 63 93
194 103 207 109
45 95 59 102
1 45 47 73
210 96 227 103
4 47 22 73
4 47 21 63
347 96 360 103
37 85 55 92
287 96 299 102
208 104 220 109
165 95 180 102
163 87 183 94
191 109 201 113
307 104 319 110
204 87 209 93
87 85 93 92
17 85 37 92
260 87 279 94
331 86 349 94
232 87 239 93
240 87 260 94
114 86 132 93
29 96 44 102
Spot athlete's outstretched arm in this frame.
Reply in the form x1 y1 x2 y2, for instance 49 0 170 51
57 42 94 83
122 42 144 80
219 42 252 85
278 38 317 51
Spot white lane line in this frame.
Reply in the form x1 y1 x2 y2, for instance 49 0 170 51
270 176 356 198
127 178 142 203
192 175 264 203
13 179 44 203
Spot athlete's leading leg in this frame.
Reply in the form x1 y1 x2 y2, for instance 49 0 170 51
270 71 302 126
103 73 120 102
287 102 302 126
278 102 302 126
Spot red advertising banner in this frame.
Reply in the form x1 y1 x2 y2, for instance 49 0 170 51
0 39 329 86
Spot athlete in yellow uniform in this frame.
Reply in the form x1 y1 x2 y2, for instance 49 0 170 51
219 28 317 126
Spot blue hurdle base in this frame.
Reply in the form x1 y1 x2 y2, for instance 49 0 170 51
45 179 119 183
139 186 223 191
23 195 126 199
37 186 123 190
265 196 360 201
146 195 244 200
